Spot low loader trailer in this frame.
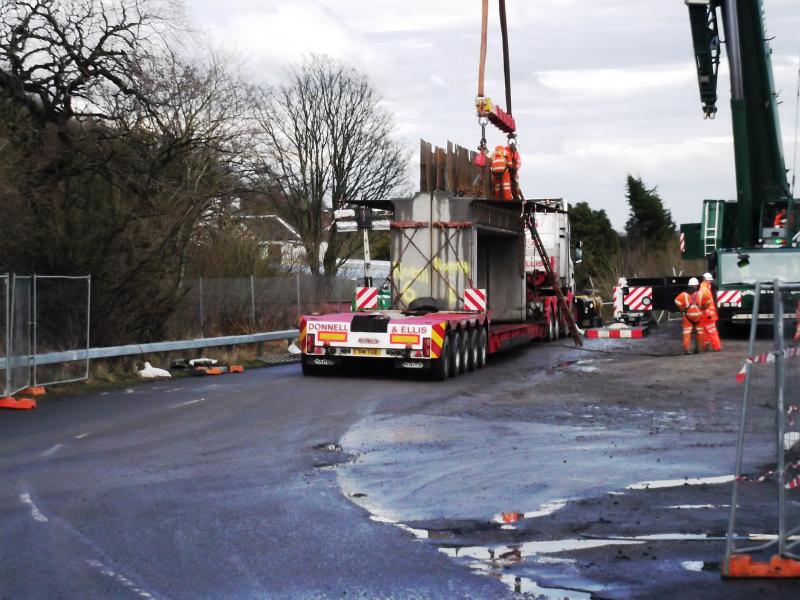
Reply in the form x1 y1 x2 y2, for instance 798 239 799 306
300 142 579 380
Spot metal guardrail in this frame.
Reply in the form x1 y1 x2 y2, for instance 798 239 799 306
0 330 299 370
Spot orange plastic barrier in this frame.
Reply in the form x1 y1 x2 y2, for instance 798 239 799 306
724 555 800 578
0 397 37 410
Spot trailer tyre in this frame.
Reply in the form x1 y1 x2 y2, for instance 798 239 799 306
476 328 488 368
546 311 555 342
430 336 451 381
449 331 463 377
553 309 562 340
467 328 478 371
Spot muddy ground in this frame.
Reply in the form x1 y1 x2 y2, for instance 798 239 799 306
335 323 800 599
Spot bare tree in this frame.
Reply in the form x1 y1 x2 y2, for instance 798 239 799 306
0 0 254 344
252 55 408 276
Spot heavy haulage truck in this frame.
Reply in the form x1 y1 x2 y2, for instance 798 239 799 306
300 141 579 380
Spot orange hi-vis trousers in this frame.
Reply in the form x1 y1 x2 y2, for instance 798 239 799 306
702 315 721 351
682 316 706 353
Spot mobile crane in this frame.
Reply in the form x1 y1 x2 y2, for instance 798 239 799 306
680 0 800 327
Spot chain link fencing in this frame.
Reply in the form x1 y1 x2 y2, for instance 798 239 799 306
166 275 357 340
1 273 356 394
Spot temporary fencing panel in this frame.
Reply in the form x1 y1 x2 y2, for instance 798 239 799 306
33 275 91 387
1 274 7 396
7 275 32 396
724 281 800 576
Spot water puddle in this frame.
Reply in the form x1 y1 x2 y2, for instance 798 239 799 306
666 504 729 510
682 560 721 573
470 564 593 599
626 475 734 490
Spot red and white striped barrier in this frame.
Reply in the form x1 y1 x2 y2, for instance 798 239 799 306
735 347 800 383
354 287 379 310
613 286 653 313
464 288 487 312
680 232 686 254
717 290 742 307
585 327 646 339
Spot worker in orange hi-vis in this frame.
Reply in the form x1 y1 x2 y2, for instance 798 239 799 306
774 207 787 228
490 145 521 200
675 277 711 355
700 272 722 352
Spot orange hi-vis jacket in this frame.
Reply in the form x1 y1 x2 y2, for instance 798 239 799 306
675 289 711 323
699 280 722 351
491 145 521 200
699 280 718 322
675 288 712 352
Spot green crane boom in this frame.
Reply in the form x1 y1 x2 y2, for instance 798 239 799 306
681 0 800 328
687 0 793 246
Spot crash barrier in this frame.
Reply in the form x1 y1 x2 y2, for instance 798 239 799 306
724 280 800 577
167 275 358 340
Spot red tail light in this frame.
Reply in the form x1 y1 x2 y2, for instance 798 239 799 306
306 333 315 353
423 338 431 358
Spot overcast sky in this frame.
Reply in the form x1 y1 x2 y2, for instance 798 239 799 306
184 0 800 231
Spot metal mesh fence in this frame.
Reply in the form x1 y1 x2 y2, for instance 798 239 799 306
724 282 800 569
8 275 32 395
166 275 357 339
34 276 91 386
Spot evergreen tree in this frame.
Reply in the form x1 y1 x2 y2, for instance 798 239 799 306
568 201 619 289
624 175 676 249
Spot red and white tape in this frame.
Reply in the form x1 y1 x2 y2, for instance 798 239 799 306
737 461 800 488
735 347 800 383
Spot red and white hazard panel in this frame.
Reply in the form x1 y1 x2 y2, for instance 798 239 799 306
717 290 742 307
680 232 685 254
613 286 653 312
355 287 378 310
464 288 487 312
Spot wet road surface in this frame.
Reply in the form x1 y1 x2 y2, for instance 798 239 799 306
2 325 799 598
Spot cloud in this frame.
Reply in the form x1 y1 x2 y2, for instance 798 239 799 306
184 0 800 229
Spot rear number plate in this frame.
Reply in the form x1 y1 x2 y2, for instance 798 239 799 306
354 348 381 357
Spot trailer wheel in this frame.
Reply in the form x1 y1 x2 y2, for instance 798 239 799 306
449 331 462 377
553 309 561 340
546 311 555 342
476 328 488 368
459 331 470 374
466 328 478 371
430 335 450 381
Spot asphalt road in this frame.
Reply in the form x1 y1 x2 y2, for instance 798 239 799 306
2 326 799 599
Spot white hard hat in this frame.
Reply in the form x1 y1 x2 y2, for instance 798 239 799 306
703 272 713 281
688 277 700 286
